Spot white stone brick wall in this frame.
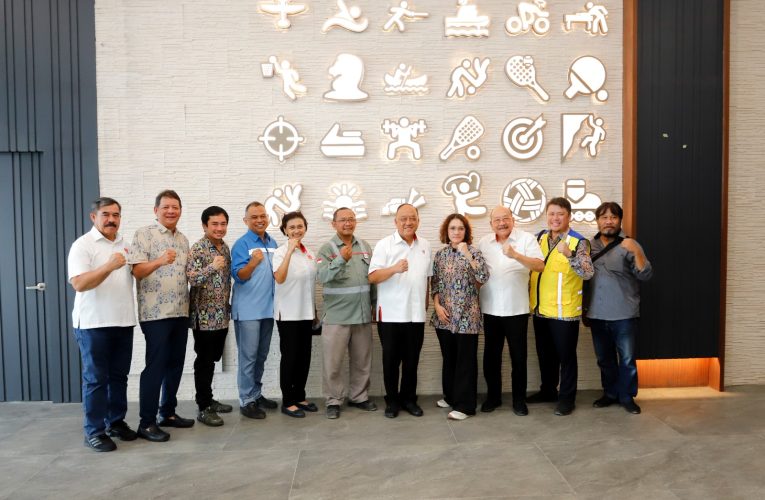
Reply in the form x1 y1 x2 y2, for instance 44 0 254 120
95 0 624 402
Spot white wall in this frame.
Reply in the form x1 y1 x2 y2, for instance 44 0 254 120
95 0 624 401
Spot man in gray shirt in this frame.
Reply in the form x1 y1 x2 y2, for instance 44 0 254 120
586 202 652 414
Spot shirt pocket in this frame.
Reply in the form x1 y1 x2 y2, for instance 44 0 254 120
548 256 571 274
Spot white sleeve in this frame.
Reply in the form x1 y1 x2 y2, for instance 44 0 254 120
525 232 544 260
367 238 388 274
272 245 286 272
67 239 91 281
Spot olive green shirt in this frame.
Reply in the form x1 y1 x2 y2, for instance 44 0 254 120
316 234 375 325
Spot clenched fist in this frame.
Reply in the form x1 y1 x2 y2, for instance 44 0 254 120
249 249 264 267
161 248 177 265
556 240 572 258
107 252 126 271
394 259 409 273
340 244 353 262
211 255 226 271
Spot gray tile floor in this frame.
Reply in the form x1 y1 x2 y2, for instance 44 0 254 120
1 387 765 499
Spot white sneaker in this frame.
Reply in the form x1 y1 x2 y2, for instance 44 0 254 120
447 410 468 420
436 399 450 408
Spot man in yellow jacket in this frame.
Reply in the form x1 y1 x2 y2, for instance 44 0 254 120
529 197 593 416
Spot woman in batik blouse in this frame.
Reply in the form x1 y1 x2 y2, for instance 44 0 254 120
431 213 489 421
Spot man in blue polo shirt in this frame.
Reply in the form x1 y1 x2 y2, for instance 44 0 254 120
231 201 279 419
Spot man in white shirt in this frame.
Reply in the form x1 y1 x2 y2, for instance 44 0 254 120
68 197 137 452
478 206 544 416
368 204 432 418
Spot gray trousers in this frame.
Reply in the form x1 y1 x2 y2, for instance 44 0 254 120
322 323 373 406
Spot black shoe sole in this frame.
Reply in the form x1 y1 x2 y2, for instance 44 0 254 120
137 432 170 442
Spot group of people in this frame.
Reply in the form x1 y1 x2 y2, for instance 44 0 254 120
68 190 652 452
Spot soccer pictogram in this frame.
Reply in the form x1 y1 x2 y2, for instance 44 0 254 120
258 116 305 163
502 178 546 223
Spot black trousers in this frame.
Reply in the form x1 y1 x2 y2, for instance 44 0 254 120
193 328 228 411
377 322 424 407
436 329 478 415
277 320 313 407
532 316 580 403
483 314 528 405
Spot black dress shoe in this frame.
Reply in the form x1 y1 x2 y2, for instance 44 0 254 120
526 391 558 404
296 401 318 412
281 406 306 418
384 406 399 418
210 399 233 413
403 402 423 417
622 399 642 414
256 396 278 409
137 424 170 442
106 421 137 441
158 414 195 428
240 402 266 419
326 405 340 419
480 400 501 413
554 401 575 416
84 433 117 452
347 400 377 411
512 402 529 416
593 394 618 408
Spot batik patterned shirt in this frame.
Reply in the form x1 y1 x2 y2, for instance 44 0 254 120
130 223 190 322
187 236 231 330
430 245 490 334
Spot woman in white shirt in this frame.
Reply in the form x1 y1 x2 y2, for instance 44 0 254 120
273 211 318 418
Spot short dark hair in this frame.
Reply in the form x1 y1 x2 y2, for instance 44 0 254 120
439 213 473 245
546 197 571 214
155 190 182 208
395 203 419 216
280 211 307 235
332 207 353 221
245 201 264 214
201 206 229 225
595 201 623 220
90 197 121 213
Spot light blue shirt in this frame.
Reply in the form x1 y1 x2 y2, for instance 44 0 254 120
231 230 277 321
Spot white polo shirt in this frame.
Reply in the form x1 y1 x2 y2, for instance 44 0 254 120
478 229 544 317
369 231 432 323
67 226 137 329
273 243 317 321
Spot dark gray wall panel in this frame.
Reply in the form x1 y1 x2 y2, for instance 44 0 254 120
0 0 99 402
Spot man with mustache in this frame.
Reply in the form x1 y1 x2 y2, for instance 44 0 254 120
478 206 544 416
368 204 432 419
68 197 136 451
130 190 192 441
586 202 652 414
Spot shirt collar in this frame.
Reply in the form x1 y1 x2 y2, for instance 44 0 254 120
156 222 176 234
494 227 519 244
332 233 357 247
393 230 417 246
89 225 122 243
248 229 272 245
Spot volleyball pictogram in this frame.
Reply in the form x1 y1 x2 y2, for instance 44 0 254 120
502 178 547 223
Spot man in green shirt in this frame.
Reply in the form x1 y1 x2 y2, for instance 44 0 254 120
316 207 378 419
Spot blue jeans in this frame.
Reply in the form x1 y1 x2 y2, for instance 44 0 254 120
138 318 189 427
589 318 639 402
235 319 274 406
73 327 134 437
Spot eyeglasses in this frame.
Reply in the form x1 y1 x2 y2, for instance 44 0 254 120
335 218 357 224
